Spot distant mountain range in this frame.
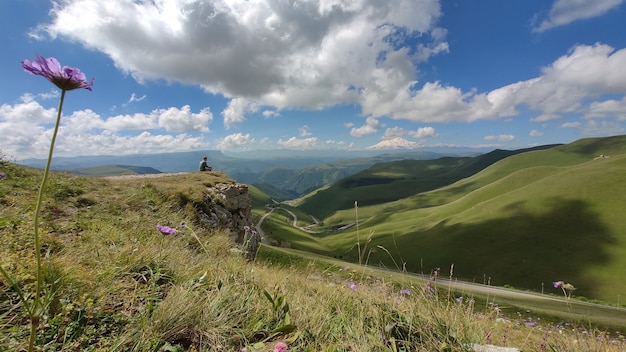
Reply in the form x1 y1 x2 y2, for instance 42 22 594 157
19 147 488 199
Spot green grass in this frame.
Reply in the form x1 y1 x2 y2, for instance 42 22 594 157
254 135 626 323
297 145 559 219
2 155 626 351
285 135 626 304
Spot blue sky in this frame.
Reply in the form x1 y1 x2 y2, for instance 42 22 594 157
1 0 626 159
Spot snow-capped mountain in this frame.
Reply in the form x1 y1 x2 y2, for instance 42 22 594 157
366 137 420 150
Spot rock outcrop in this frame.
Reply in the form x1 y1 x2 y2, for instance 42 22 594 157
197 183 254 247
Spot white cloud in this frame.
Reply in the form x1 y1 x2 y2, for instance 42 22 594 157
409 126 438 138
100 112 156 131
0 99 212 158
299 125 312 137
530 129 544 137
585 97 626 120
222 98 258 128
533 0 625 32
157 105 212 132
53 131 205 157
485 44 626 122
382 127 405 140
0 95 57 123
26 0 626 137
215 133 256 151
127 93 146 104
350 116 383 137
382 126 438 140
277 136 319 149
484 134 515 142
39 0 444 114
355 43 626 127
262 110 280 118
561 122 582 128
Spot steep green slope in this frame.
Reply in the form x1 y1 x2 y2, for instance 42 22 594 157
251 150 445 198
298 145 558 218
314 135 626 302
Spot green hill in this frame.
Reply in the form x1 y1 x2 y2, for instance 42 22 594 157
248 150 446 199
2 153 625 351
291 135 626 303
297 145 559 219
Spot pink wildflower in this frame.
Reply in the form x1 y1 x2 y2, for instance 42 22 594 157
273 341 288 352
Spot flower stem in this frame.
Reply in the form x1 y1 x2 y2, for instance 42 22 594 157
29 89 66 351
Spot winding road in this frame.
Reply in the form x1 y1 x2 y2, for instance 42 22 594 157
255 205 626 328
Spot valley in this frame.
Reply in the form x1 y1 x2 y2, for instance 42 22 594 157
252 135 626 305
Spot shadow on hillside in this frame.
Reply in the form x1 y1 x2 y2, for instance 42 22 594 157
409 180 479 208
388 197 614 299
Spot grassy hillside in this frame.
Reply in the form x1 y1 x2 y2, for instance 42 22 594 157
291 135 626 303
3 159 625 351
247 150 446 199
297 145 559 218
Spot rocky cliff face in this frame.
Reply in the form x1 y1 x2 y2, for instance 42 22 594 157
197 183 253 245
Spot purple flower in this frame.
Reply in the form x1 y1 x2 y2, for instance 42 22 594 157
0 172 6 180
273 342 288 352
347 282 357 292
455 296 463 303
553 281 563 288
399 289 411 296
243 225 251 231
22 54 94 91
252 230 257 235
157 224 177 235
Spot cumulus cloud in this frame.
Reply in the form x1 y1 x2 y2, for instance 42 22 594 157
0 99 211 158
409 126 438 138
222 98 258 128
0 95 57 123
277 136 319 149
585 97 626 120
157 105 212 132
215 132 256 150
38 0 445 120
533 0 625 32
382 127 405 140
53 131 205 157
484 134 515 142
357 43 626 126
530 129 544 137
474 44 626 123
382 126 438 140
25 0 626 136
350 116 383 137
